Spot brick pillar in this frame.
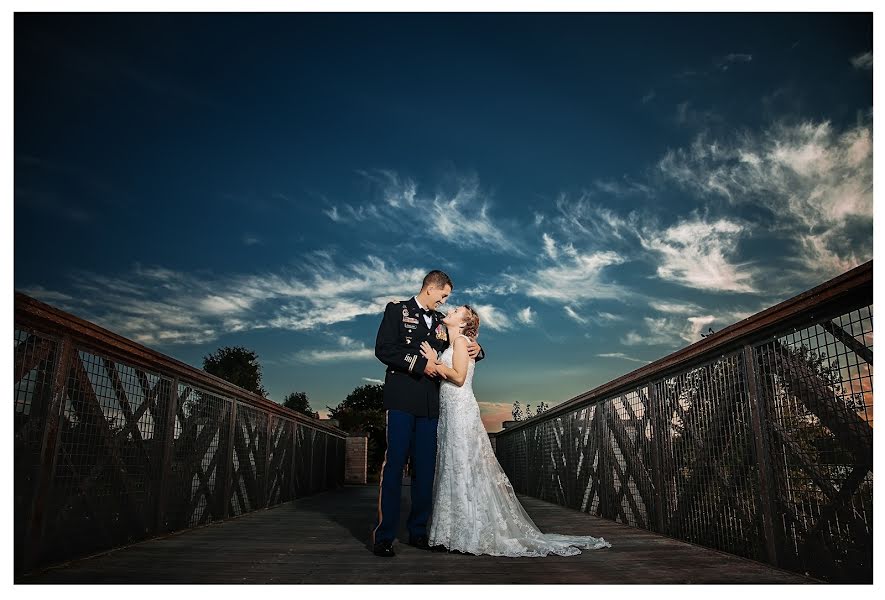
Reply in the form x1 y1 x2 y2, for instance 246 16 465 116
345 434 368 484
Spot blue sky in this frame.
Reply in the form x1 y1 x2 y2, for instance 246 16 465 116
14 12 873 430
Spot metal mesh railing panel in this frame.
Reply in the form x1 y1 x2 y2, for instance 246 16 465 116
229 404 268 517
310 430 328 495
494 296 873 582
656 353 764 561
266 417 295 505
604 389 654 529
41 347 172 565
165 383 232 530
754 305 873 582
14 328 61 570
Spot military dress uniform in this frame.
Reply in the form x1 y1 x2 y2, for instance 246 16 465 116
372 297 484 548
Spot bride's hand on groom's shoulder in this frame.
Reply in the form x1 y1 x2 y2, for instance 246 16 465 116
466 339 481 359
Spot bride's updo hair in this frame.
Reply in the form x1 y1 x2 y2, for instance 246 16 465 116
462 305 481 339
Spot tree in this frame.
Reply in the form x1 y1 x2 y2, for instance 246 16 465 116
512 400 524 421
282 391 319 419
327 384 386 478
535 401 549 417
202 346 268 397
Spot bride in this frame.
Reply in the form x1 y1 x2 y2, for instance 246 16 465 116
419 305 611 557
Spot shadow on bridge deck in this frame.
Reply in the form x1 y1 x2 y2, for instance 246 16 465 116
17 485 815 584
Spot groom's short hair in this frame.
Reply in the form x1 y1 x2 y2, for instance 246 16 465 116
422 270 453 291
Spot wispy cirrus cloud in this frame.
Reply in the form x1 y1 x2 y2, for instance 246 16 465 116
516 307 535 325
850 51 872 70
637 215 758 293
542 232 558 259
470 303 513 333
715 53 753 70
648 300 705 314
551 193 634 242
325 170 522 255
287 336 375 364
563 306 588 324
512 244 629 304
657 118 872 283
596 352 650 364
18 253 427 346
621 314 716 347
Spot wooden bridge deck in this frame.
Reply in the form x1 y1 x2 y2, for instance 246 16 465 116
18 485 815 584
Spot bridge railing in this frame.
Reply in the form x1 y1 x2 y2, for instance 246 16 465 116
492 261 872 583
14 292 347 575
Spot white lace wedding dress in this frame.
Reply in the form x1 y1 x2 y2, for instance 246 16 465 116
427 336 611 556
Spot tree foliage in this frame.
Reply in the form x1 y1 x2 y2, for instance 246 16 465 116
327 384 387 477
512 399 548 421
282 391 319 419
202 346 268 397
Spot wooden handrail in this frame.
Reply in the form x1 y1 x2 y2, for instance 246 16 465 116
14 291 346 438
495 260 872 435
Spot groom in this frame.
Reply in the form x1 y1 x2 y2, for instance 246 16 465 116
371 270 484 557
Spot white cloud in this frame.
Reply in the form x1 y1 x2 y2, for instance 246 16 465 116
516 249 629 303
516 306 535 325
460 282 519 298
329 170 522 255
362 377 384 385
356 169 417 207
552 193 632 242
594 311 625 322
242 234 262 246
288 336 375 364
596 352 650 364
563 306 588 325
649 300 704 314
850 51 872 70
638 216 757 293
21 254 426 346
323 206 341 222
721 53 753 66
470 303 513 333
620 308 746 348
657 119 872 282
542 233 558 260
593 177 653 198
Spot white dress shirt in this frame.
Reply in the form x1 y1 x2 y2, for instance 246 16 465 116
413 296 434 329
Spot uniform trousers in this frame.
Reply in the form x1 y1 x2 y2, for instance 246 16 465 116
372 409 439 544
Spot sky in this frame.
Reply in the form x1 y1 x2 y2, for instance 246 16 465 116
14 12 873 431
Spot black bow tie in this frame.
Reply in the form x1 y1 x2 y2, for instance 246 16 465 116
420 308 431 316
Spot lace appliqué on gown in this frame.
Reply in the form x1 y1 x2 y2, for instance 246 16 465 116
428 336 611 557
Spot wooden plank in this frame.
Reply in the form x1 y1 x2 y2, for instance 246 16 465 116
16 485 816 585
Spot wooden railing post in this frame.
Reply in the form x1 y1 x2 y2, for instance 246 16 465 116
290 423 299 499
155 376 179 533
743 344 780 567
646 382 666 534
24 334 74 571
222 398 238 518
263 413 273 507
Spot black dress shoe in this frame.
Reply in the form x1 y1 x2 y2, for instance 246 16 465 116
408 535 431 550
373 540 395 557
